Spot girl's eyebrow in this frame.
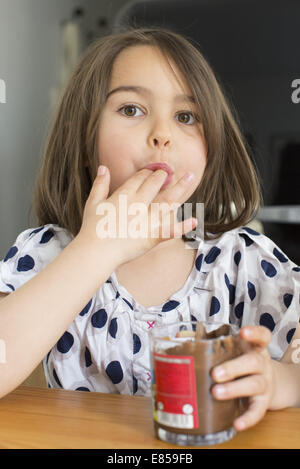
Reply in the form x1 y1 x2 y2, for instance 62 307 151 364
106 85 196 104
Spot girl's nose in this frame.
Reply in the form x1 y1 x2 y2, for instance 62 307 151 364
148 117 172 149
152 135 171 148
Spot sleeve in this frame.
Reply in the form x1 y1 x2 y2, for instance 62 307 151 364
234 227 300 360
0 224 73 294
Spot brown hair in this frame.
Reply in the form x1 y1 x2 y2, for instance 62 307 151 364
31 26 262 241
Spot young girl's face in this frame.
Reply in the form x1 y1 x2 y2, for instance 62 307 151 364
98 45 207 197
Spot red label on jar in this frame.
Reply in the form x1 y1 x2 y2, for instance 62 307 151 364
153 352 199 429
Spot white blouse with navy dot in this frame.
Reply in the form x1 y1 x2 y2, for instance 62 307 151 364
0 224 299 396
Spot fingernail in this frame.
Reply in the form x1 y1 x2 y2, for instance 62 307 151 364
214 385 226 397
98 165 106 176
184 172 195 182
236 419 246 430
213 366 226 380
243 328 252 338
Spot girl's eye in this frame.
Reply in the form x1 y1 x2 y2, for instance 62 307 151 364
118 105 144 117
175 112 196 125
118 105 198 125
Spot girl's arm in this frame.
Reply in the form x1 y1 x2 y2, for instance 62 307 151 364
0 236 118 398
270 324 300 409
0 165 196 398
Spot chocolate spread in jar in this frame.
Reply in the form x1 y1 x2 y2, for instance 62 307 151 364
153 323 250 437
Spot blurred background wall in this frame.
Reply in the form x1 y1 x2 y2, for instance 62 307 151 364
0 0 129 258
0 0 300 263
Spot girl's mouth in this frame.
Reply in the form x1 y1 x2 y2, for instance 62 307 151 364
144 162 173 189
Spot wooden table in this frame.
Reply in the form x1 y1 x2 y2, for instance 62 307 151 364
0 386 299 449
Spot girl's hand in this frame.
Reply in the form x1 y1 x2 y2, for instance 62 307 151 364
78 165 197 266
211 326 275 431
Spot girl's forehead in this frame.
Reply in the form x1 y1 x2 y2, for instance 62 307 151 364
110 45 192 96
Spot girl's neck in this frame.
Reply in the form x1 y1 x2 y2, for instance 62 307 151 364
116 237 191 273
114 237 198 309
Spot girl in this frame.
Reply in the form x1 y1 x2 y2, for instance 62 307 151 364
0 27 299 432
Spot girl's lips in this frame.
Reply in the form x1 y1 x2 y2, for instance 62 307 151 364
144 162 173 189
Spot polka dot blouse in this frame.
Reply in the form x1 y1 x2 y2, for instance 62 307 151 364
0 224 299 396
